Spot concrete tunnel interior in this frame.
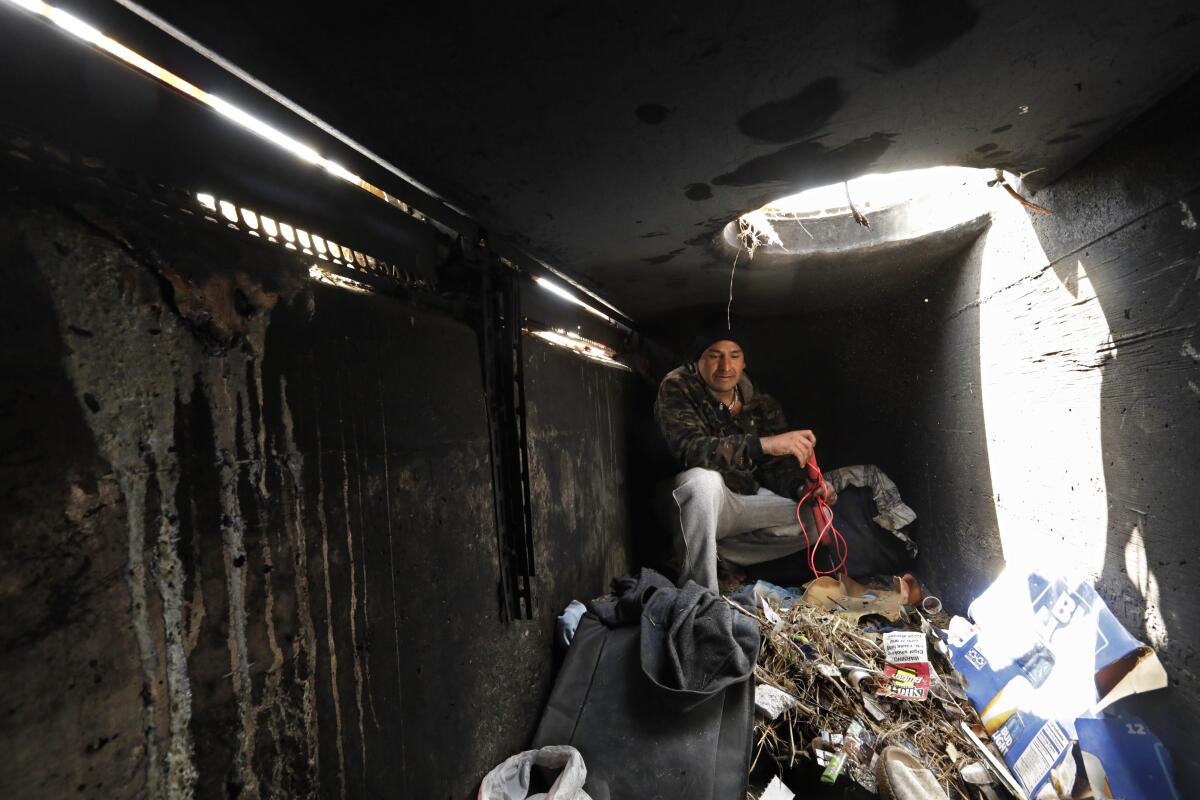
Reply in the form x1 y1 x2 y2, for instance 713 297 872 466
1 1 1198 798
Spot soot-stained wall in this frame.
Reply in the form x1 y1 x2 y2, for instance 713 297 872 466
0 193 637 799
729 282 952 486
904 79 1200 787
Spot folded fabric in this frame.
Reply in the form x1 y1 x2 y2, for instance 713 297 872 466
591 567 760 712
825 464 918 555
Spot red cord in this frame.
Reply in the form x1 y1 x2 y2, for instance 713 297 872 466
795 455 848 577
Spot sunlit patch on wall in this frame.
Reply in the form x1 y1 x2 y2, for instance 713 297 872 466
976 176 1112 579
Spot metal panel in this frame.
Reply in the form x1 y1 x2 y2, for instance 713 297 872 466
478 249 536 620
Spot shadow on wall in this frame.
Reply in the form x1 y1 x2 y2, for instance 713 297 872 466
974 191 1112 579
900 216 1003 608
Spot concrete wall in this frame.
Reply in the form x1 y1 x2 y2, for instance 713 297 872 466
0 193 637 798
904 78 1200 788
721 283 944 485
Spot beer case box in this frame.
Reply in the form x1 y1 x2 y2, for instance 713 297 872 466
945 570 1172 799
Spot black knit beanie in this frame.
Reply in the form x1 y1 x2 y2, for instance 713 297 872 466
689 321 745 362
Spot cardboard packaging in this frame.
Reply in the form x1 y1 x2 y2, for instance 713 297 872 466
945 570 1177 800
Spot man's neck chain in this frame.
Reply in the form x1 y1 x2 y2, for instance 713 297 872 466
720 384 743 415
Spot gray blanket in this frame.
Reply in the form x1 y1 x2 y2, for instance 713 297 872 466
591 568 760 712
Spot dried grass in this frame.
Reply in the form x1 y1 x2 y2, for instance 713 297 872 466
734 598 987 798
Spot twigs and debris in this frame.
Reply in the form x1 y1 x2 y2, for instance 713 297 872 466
843 181 872 229
989 169 1053 215
736 210 785 258
739 596 999 798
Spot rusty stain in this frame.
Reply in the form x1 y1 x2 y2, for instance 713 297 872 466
204 349 265 798
160 266 281 354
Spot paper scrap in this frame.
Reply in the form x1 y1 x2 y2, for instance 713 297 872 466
861 692 887 721
760 775 795 800
842 718 877 768
761 597 782 625
755 684 798 721
883 631 929 664
801 575 906 621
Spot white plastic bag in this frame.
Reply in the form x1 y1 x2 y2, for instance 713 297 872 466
477 745 592 800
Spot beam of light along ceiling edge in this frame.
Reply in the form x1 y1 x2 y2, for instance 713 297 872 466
2 0 634 326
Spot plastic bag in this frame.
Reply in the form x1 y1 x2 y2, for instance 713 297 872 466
477 745 592 800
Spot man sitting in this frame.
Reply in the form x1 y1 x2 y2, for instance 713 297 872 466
654 326 914 592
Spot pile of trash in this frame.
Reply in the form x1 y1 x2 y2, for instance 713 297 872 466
737 575 995 798
738 570 1177 800
479 568 1178 800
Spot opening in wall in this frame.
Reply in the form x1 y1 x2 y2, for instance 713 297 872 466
726 166 998 259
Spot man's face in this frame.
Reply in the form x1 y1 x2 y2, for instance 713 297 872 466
696 339 745 395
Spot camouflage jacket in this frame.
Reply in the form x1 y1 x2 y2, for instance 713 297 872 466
654 364 810 498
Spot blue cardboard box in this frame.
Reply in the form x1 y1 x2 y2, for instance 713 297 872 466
945 570 1170 799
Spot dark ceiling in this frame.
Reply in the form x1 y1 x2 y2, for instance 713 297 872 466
54 2 1200 318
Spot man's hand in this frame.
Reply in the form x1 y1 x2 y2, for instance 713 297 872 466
813 480 838 506
759 430 816 465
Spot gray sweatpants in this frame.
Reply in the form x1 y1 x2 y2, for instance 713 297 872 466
657 468 818 592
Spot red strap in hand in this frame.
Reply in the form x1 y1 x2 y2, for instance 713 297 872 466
795 454 848 577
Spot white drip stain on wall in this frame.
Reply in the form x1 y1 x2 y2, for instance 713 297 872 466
27 203 344 798
34 211 200 798
335 387 368 778
311 386 348 799
278 375 322 788
348 392 381 731
202 350 264 798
